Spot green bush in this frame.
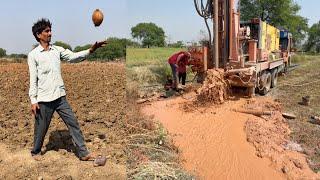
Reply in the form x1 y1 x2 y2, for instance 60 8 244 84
7 54 27 58
53 41 72 50
0 48 6 57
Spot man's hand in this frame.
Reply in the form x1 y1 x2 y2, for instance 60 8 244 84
89 41 107 53
31 103 40 116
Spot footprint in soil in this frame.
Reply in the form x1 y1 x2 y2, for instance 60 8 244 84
43 130 77 157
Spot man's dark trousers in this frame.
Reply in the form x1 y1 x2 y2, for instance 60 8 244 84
31 96 89 158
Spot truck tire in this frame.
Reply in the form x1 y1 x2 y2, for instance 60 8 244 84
247 87 255 98
284 57 291 73
271 68 278 88
288 56 292 67
259 71 271 95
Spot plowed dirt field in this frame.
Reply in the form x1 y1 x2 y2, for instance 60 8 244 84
0 61 126 179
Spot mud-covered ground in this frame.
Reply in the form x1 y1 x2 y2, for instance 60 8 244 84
142 92 320 179
0 61 127 179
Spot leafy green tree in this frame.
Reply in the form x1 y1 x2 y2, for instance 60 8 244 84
53 41 72 50
0 48 6 57
131 23 165 48
304 21 320 53
240 0 308 45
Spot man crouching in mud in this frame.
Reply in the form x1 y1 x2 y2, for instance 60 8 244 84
28 18 105 161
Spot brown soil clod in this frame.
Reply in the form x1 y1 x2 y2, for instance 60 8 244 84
93 155 107 167
196 69 229 104
309 116 320 125
298 96 311 106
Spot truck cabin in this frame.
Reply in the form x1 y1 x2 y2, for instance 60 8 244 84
280 30 293 52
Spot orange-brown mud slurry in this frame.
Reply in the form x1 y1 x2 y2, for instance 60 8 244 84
142 97 283 179
142 95 319 179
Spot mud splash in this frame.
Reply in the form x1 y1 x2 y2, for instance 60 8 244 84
196 69 229 104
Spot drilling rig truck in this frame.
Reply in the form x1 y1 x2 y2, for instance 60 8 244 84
191 0 293 96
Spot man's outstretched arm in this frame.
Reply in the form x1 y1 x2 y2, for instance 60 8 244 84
58 41 107 63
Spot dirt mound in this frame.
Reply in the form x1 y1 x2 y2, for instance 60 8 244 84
244 98 320 179
0 62 127 178
196 69 228 104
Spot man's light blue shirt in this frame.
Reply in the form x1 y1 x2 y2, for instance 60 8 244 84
28 44 90 104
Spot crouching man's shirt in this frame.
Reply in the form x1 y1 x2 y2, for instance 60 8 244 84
28 45 90 104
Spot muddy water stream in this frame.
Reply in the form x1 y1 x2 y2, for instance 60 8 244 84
142 97 284 180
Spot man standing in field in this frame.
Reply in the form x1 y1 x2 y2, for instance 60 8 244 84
168 51 191 89
28 18 105 160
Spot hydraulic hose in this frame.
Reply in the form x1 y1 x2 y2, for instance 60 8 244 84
194 0 214 47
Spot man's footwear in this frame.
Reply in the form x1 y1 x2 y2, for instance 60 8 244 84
31 153 43 161
80 153 96 161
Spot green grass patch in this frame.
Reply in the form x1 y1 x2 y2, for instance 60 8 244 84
291 53 320 63
126 47 185 68
126 47 188 87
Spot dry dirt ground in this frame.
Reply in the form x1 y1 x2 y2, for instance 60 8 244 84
0 61 127 179
142 91 320 179
271 55 320 172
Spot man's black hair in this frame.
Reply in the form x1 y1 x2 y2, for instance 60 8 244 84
32 18 52 42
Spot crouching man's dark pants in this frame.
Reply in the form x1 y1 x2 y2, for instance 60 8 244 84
31 96 89 158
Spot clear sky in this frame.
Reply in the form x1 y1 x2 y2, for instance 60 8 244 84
0 0 319 54
127 0 204 45
296 0 320 26
0 0 127 54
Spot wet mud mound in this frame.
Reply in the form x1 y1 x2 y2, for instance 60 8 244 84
244 98 320 179
196 69 229 104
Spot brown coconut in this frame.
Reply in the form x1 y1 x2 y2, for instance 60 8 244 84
92 9 104 27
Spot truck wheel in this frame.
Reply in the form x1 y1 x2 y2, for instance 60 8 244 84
284 57 291 73
288 56 292 67
247 87 255 98
271 68 278 88
259 71 271 95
